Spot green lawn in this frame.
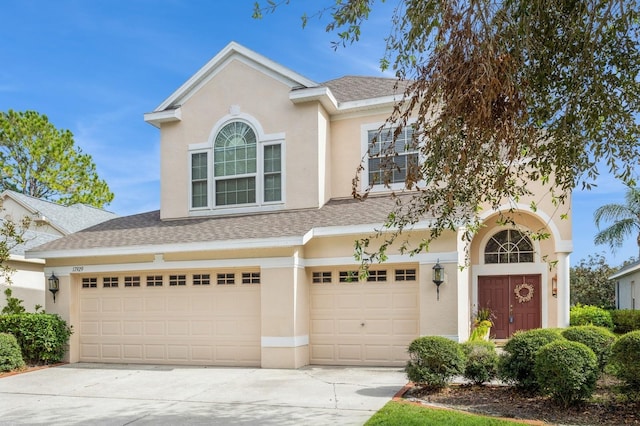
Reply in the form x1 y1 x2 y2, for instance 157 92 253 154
365 401 527 426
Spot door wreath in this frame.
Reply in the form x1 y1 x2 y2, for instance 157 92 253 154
514 282 534 303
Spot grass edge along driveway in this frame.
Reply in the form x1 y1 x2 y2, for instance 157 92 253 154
365 400 545 426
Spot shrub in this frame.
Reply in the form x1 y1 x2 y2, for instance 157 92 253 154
498 328 564 392
461 340 499 385
1 288 26 315
561 325 617 371
405 336 466 389
610 330 640 390
570 304 614 330
534 340 598 407
0 332 25 372
0 313 72 364
611 310 640 334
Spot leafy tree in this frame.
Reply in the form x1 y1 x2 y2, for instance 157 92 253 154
0 200 29 286
0 110 114 208
594 187 640 259
255 1 640 262
570 253 616 309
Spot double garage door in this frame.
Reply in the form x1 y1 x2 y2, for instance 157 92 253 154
78 273 261 366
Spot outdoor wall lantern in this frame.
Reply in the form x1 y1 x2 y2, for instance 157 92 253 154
48 273 59 303
551 275 558 298
432 260 444 301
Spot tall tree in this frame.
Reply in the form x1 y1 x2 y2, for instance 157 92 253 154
594 187 640 258
0 110 114 208
255 1 640 263
570 253 616 308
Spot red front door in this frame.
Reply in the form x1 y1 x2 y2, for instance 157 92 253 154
478 275 541 339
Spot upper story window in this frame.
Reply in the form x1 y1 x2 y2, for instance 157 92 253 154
190 118 283 212
367 126 419 187
484 229 535 264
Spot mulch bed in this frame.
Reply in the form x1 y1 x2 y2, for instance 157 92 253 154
402 376 640 425
0 363 65 379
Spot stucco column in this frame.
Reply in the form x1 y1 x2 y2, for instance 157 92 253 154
457 228 470 342
556 252 571 328
259 252 309 368
44 271 78 363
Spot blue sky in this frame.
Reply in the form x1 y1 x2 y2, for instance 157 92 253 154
1 1 637 266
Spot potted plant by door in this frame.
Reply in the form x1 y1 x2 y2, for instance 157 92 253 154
470 307 495 341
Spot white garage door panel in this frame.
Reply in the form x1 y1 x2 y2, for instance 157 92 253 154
79 284 260 366
310 282 419 366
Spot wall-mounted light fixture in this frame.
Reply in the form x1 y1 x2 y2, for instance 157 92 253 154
551 275 558 298
432 259 444 301
48 273 59 303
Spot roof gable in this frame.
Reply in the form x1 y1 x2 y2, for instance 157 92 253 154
144 42 317 127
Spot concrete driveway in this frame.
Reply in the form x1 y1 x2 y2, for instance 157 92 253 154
0 363 407 425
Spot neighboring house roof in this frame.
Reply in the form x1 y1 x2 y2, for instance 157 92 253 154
1 190 118 256
321 76 408 103
28 195 434 258
609 259 640 280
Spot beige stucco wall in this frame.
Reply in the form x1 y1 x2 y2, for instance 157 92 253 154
0 259 45 312
159 59 322 219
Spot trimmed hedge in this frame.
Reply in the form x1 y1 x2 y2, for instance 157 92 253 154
461 340 498 385
611 310 640 334
561 325 617 371
570 305 614 330
0 332 25 372
498 328 564 392
405 336 466 389
0 314 72 364
534 340 598 407
610 330 640 390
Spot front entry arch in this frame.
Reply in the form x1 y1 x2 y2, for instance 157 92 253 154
478 275 541 339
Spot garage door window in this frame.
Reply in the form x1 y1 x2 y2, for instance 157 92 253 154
312 271 332 283
193 274 210 285
367 270 387 282
146 275 163 287
217 273 235 285
339 271 358 283
124 276 140 287
169 275 186 286
395 269 416 281
242 272 260 284
82 277 97 288
103 277 119 288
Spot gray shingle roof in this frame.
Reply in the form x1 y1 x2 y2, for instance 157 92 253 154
6 191 118 234
3 190 118 256
321 76 409 103
28 195 427 254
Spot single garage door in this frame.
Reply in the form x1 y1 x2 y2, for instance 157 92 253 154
309 268 419 366
78 272 261 366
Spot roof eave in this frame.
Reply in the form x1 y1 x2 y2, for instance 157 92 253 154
144 107 183 128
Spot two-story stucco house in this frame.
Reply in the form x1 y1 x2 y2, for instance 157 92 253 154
29 42 573 368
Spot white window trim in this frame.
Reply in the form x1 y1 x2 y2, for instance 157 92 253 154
360 121 422 192
187 113 286 216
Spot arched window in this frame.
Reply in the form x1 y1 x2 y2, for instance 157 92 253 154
484 229 534 264
214 122 258 205
189 119 282 210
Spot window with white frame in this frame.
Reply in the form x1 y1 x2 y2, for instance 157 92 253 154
367 126 419 186
191 152 208 208
189 120 283 210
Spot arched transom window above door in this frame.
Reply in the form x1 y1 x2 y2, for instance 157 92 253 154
484 229 534 264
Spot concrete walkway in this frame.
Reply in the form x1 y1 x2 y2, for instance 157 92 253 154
0 363 407 425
